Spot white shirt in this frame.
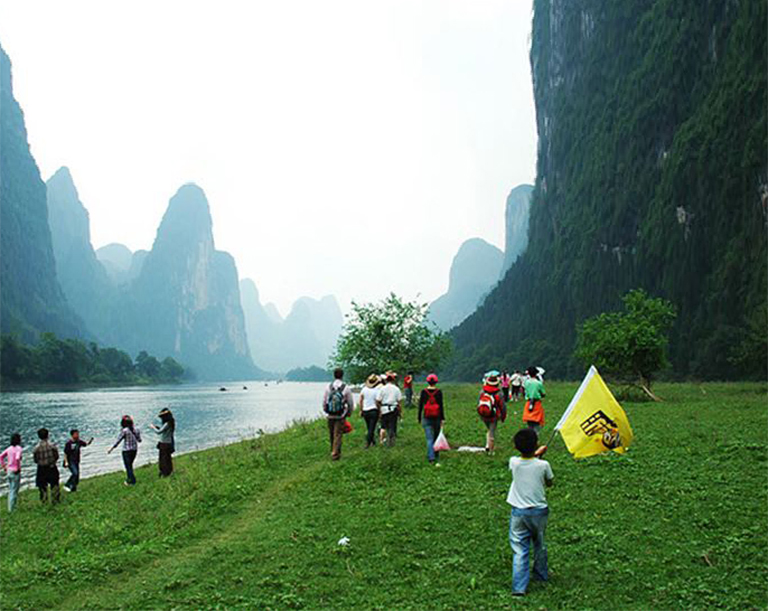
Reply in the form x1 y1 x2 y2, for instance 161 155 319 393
376 383 402 415
506 457 553 509
360 386 379 412
511 373 523 386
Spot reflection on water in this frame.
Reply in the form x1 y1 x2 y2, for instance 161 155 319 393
0 381 328 492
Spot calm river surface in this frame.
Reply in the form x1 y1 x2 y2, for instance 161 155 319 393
0 381 330 492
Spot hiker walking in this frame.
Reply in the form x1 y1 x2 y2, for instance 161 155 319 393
418 374 445 464
63 429 94 492
33 428 60 504
150 408 175 477
376 371 403 447
477 371 507 453
511 370 523 402
0 433 22 512
523 366 546 434
359 374 381 448
108 415 142 485
501 370 512 402
404 372 415 407
322 368 355 460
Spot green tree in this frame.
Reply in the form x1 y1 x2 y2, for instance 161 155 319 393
331 293 452 383
0 335 34 382
160 356 184 381
575 289 676 399
135 351 162 379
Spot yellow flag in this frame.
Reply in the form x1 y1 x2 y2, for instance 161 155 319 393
555 366 633 458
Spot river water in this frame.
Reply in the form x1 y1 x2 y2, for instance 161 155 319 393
0 381 329 492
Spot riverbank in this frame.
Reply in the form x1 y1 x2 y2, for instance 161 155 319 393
1 381 766 610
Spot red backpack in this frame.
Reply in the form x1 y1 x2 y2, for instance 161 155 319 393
477 390 498 419
423 389 441 418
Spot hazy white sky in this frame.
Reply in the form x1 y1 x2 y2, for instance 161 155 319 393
0 0 536 316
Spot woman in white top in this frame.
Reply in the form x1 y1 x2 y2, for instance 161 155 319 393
359 374 381 448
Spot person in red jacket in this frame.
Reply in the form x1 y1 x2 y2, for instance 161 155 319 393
403 372 415 407
478 371 507 454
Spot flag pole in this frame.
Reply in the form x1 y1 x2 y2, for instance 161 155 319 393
544 427 558 448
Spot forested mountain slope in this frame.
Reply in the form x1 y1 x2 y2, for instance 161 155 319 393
449 0 767 380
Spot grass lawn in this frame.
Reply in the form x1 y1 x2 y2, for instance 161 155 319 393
1 381 766 610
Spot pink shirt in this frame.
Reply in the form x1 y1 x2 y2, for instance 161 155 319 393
0 445 22 472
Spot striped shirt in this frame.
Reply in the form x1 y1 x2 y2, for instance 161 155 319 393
112 427 142 452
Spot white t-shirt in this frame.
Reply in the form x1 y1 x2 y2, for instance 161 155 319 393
511 373 523 386
376 383 402 415
360 386 379 412
506 457 553 509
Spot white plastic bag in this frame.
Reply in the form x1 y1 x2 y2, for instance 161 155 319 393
433 429 450 452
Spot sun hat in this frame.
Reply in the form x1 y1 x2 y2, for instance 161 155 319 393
426 373 438 385
386 370 398 381
366 374 380 388
484 370 501 386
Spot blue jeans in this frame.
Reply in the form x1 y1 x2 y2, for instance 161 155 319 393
509 506 549 594
66 461 80 491
7 472 20 512
423 418 441 462
122 450 137 484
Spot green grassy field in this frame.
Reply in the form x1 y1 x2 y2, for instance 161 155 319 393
1 382 766 610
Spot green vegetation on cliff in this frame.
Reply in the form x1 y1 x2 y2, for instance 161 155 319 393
1 382 765 610
449 0 767 380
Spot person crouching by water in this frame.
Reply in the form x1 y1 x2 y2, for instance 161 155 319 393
477 371 507 454
323 368 355 461
108 415 142 485
33 428 60 504
359 374 381 448
418 374 445 465
522 366 546 434
0 433 23 512
150 409 175 477
376 371 403 447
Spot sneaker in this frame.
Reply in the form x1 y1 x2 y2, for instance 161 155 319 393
434 462 442 468
512 591 525 597
123 481 131 486
62 486 71 493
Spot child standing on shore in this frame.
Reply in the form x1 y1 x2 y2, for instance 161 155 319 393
507 428 552 597
33 428 60 504
0 433 23 512
63 429 94 492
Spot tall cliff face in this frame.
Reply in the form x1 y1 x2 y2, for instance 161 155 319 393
502 184 534 275
0 44 83 341
429 238 504 331
46 167 115 342
449 0 767 380
125 184 256 380
241 279 343 373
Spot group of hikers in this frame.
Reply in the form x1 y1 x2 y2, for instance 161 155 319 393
321 366 546 464
321 366 551 594
0 408 176 511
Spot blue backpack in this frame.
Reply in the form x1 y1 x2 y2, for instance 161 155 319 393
325 383 347 415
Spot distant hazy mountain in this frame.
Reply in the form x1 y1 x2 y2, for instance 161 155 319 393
96 243 147 285
502 184 534 275
46 167 116 342
241 278 343 373
121 184 257 380
0 44 84 341
429 238 504 331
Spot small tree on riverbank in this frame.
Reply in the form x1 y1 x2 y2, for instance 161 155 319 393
331 293 452 383
575 289 676 400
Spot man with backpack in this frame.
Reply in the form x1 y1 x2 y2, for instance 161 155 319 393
477 371 507 454
418 373 445 465
322 368 355 461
